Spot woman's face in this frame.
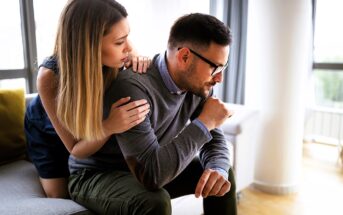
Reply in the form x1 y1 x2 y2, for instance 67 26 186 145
102 18 132 69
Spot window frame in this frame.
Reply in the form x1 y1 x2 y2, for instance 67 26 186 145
0 0 38 93
313 63 343 71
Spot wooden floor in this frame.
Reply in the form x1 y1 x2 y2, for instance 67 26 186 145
237 142 343 215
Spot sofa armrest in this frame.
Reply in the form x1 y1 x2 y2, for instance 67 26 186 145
220 103 258 136
25 93 38 108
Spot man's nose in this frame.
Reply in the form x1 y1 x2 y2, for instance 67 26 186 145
212 72 223 83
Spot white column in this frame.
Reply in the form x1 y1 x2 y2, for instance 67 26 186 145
245 0 312 194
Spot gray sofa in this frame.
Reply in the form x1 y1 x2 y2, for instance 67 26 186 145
0 93 90 215
0 160 90 215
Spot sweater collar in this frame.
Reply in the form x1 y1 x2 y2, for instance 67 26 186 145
155 52 183 95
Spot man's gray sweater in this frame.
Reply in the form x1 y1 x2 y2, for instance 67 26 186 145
69 54 230 190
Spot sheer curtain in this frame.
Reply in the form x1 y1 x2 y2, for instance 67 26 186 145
211 0 248 104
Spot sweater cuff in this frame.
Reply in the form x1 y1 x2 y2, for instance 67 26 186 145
192 118 211 139
212 167 229 180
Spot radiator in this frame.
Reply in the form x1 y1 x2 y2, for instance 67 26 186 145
304 107 343 146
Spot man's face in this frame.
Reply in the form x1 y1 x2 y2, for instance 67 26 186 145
180 43 230 98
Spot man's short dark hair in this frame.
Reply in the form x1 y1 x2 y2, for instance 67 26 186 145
168 13 232 49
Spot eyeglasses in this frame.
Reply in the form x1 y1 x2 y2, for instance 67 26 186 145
178 47 228 76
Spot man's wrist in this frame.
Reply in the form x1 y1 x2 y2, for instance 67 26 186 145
197 115 214 130
212 167 228 179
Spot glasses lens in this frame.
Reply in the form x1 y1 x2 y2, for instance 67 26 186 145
212 67 222 76
212 63 229 76
211 66 223 76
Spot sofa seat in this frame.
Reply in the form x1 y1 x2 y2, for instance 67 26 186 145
0 160 90 215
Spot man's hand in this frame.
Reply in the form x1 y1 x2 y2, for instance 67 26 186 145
195 169 231 198
197 97 233 131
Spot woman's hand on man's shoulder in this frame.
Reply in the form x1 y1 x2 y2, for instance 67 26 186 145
125 54 151 74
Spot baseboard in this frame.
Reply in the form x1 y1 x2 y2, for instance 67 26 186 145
252 181 299 195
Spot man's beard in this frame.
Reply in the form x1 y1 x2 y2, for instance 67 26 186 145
179 64 216 98
193 82 216 98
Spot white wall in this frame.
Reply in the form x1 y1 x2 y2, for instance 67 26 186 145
245 0 312 194
117 0 210 57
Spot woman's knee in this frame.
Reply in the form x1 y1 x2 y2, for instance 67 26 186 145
40 177 69 198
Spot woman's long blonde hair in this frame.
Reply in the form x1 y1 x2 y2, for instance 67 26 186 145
54 0 127 141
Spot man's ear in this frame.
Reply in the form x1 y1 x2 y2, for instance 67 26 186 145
177 47 191 68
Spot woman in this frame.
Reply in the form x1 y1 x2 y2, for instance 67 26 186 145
24 0 150 198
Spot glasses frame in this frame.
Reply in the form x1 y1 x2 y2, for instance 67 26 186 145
178 47 228 76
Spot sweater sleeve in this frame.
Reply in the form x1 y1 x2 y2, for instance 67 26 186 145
105 77 212 190
199 128 231 175
189 91 231 175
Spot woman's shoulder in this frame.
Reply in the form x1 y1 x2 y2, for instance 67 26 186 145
36 63 58 98
39 56 59 74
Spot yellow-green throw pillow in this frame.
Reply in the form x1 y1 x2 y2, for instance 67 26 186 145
0 88 26 165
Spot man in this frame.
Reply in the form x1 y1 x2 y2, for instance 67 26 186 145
69 13 236 215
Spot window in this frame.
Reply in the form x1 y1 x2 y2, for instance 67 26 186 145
304 0 343 146
0 1 26 91
0 1 24 69
313 70 343 108
0 0 68 92
33 0 67 64
313 0 343 108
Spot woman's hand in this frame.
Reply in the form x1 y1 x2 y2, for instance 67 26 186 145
125 55 151 73
103 97 150 135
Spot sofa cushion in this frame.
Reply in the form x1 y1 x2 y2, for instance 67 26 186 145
0 88 26 165
0 160 91 215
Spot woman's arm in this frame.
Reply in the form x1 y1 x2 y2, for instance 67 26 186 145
37 67 149 159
